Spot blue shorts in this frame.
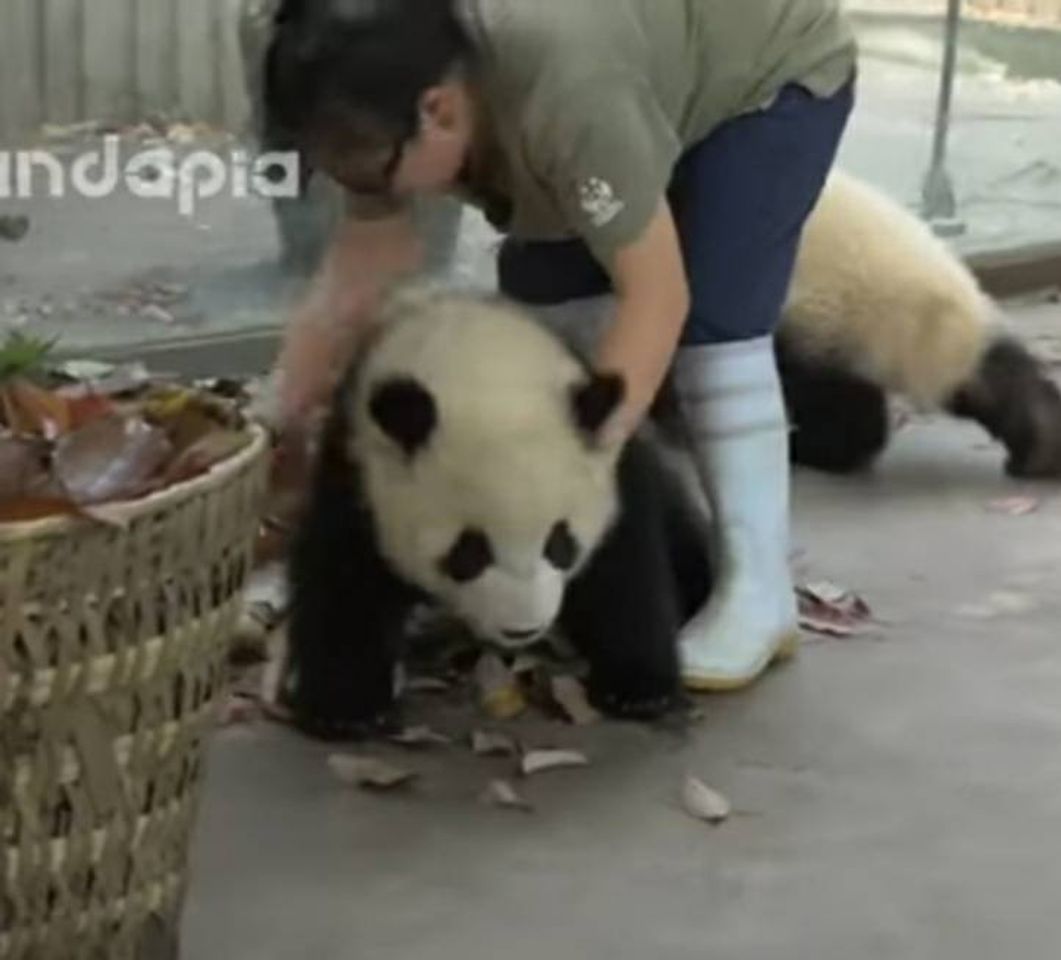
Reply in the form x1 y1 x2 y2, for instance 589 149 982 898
498 76 855 345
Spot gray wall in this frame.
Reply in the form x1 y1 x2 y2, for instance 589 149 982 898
0 0 250 145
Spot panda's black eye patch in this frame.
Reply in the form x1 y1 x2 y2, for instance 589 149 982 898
544 521 579 571
439 529 494 583
369 377 438 458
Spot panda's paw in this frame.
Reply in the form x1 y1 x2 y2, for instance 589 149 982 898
283 679 402 742
589 673 681 722
280 657 404 742
600 692 679 722
291 706 404 743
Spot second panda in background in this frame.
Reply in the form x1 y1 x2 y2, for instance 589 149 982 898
779 169 1061 479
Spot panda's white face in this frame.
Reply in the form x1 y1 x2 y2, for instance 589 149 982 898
413 517 586 649
348 289 624 648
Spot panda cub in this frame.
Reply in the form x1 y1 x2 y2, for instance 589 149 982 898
779 169 1061 478
286 285 710 739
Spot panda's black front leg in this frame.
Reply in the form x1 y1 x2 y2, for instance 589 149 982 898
285 460 418 741
560 441 684 721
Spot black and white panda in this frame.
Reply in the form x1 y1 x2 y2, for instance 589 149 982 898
778 169 1061 478
285 285 710 739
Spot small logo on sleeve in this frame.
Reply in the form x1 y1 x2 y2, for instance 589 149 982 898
578 177 625 228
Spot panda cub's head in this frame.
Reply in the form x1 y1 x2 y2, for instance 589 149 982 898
346 286 625 649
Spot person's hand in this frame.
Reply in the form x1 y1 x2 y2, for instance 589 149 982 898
274 290 353 434
255 421 314 563
274 209 424 434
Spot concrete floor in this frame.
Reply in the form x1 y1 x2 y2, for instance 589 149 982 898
181 303 1061 959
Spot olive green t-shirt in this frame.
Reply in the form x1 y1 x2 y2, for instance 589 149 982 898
453 0 857 266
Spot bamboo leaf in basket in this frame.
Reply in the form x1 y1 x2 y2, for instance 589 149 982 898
53 415 172 505
0 379 72 437
0 495 86 523
159 429 252 485
0 435 51 500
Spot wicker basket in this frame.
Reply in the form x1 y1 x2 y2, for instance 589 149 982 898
0 425 269 960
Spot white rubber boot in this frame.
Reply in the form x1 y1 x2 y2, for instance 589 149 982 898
673 337 800 691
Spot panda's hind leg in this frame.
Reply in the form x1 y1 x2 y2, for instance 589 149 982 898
560 437 684 721
777 338 890 474
948 335 1061 479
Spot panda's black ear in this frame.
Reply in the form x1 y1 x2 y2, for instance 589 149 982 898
571 373 625 442
369 377 438 458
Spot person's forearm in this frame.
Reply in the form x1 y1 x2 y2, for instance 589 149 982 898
595 287 688 438
276 209 424 427
594 202 690 440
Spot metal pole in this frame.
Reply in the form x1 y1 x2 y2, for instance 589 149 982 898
921 0 966 236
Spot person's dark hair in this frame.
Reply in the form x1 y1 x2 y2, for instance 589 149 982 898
263 0 472 161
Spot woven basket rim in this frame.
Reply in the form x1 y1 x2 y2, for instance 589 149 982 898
0 422 268 543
